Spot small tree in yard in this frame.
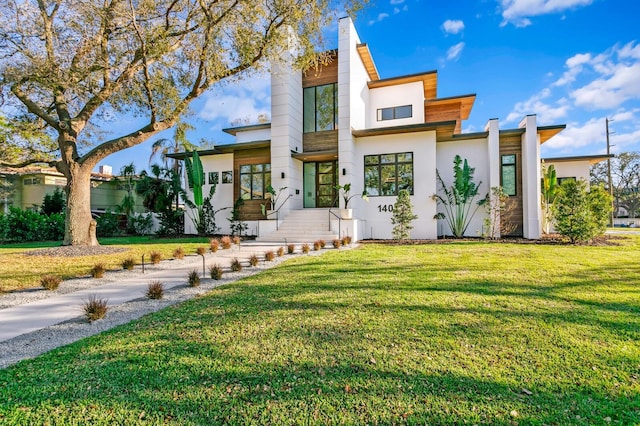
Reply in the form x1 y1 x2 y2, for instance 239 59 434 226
541 163 558 234
552 179 613 243
391 190 418 241
482 186 517 239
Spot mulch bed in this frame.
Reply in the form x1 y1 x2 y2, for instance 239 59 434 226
25 246 129 257
360 234 624 246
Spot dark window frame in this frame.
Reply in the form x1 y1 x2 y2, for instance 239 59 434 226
303 83 338 133
376 105 413 121
501 154 517 196
239 163 271 200
364 152 414 197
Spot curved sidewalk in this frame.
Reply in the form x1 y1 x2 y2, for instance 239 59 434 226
0 242 296 343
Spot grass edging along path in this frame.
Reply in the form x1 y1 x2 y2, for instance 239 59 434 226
1 239 639 424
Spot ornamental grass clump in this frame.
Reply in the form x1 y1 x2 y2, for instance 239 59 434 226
342 235 352 246
83 295 108 322
302 243 310 254
146 281 164 300
209 264 223 280
318 239 326 248
313 241 321 251
249 254 259 267
210 238 220 253
277 246 284 257
264 250 275 262
122 257 135 270
173 247 185 259
230 258 243 272
90 263 106 278
187 269 200 287
196 246 206 256
149 251 162 264
40 275 61 291
233 236 241 245
287 244 295 254
332 239 342 249
221 236 232 249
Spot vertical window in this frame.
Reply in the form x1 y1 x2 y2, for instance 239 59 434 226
364 152 414 196
303 83 338 133
377 105 413 121
239 164 271 200
501 154 517 196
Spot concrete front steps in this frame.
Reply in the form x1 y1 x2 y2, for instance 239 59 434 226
256 209 339 243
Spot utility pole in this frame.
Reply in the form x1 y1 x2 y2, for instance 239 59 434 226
606 118 614 227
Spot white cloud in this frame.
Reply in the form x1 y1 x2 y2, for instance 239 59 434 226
505 88 570 124
499 0 593 27
442 19 465 35
198 75 270 125
553 53 591 86
446 42 465 61
390 0 404 4
368 12 390 25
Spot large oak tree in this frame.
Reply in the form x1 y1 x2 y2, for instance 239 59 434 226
0 0 362 245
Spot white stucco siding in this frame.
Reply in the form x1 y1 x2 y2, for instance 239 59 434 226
234 128 271 144
353 131 438 239
367 82 425 129
545 161 591 183
185 153 234 235
435 139 490 237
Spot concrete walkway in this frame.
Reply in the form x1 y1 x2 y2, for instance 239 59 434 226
0 242 296 343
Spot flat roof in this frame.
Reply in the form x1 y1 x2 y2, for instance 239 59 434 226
425 94 477 120
168 140 270 159
352 120 457 141
222 123 271 136
367 70 438 100
543 154 613 165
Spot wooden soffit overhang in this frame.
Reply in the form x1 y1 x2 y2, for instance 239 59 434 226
542 154 612 165
291 149 338 162
352 120 456 141
356 43 380 81
367 70 438 100
538 125 566 144
425 94 476 120
168 140 271 159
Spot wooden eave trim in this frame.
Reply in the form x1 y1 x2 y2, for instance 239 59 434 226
538 125 566 144
168 140 271 159
367 70 438 99
352 120 456 138
425 94 476 120
356 43 380 81
542 154 612 165
291 149 339 161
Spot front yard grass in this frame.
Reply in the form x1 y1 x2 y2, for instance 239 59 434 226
1 238 639 424
0 236 210 293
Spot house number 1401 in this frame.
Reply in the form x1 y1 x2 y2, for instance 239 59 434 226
377 204 394 213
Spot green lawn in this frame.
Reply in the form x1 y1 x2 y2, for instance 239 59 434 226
1 239 639 424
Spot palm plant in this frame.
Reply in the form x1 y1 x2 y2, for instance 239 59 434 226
433 155 487 237
149 121 196 172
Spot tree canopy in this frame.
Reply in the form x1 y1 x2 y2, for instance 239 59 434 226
0 0 364 245
591 152 640 217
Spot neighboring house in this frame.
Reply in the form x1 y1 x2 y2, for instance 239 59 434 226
0 165 145 215
175 17 607 241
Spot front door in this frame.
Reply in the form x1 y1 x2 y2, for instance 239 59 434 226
303 161 338 208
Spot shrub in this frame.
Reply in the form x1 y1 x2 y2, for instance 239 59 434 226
230 258 242 272
129 213 154 236
41 275 61 291
552 180 613 243
209 264 224 280
210 238 220 253
301 243 310 254
332 239 342 248
392 189 418 241
264 250 275 261
96 210 121 238
232 235 241 245
318 239 326 248
249 254 259 267
44 213 65 241
342 235 352 246
313 241 321 251
187 269 200 287
90 263 106 278
121 257 135 270
196 246 206 256
146 281 164 299
287 244 295 254
41 188 65 215
173 247 185 259
83 295 108 322
149 251 162 264
277 246 284 257
5 207 47 242
220 235 232 249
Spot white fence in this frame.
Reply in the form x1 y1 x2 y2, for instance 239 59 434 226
613 218 640 227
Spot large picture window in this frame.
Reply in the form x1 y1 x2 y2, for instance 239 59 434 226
501 154 517 196
303 83 338 133
239 164 271 200
364 152 414 196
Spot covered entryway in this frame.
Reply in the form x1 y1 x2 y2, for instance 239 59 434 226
303 161 338 208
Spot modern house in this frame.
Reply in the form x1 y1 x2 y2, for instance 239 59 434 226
177 17 607 241
0 165 145 215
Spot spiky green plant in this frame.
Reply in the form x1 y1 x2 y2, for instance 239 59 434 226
542 163 558 234
433 155 487 237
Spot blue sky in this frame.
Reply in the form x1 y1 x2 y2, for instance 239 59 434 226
103 0 640 173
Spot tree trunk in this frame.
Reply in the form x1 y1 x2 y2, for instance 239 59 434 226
63 165 99 246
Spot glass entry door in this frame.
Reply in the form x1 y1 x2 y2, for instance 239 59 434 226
303 161 338 208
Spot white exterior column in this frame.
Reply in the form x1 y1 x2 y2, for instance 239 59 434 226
271 60 303 213
520 114 541 239
485 118 501 238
